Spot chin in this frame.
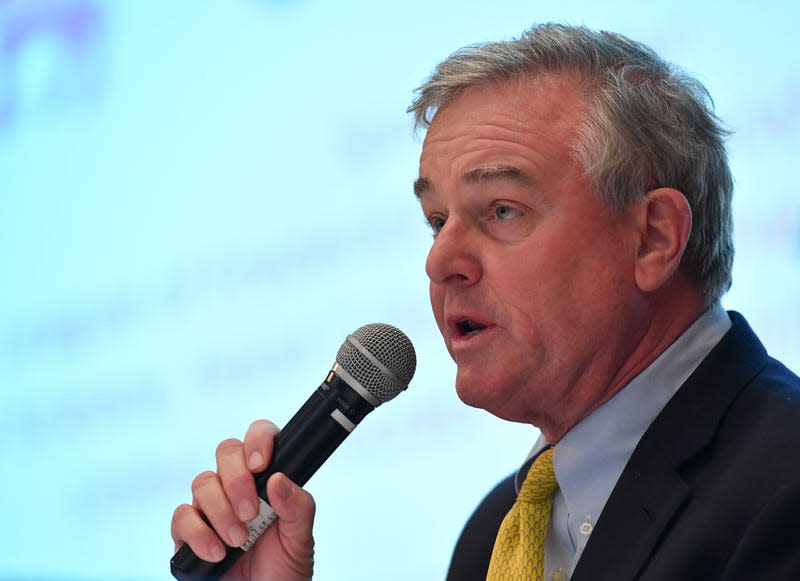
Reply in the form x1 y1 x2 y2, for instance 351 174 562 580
454 373 539 424
454 377 488 407
455 378 510 417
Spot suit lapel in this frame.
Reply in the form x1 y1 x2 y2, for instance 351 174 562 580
572 312 768 581
571 438 689 581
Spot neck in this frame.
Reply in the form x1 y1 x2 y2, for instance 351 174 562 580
540 281 706 443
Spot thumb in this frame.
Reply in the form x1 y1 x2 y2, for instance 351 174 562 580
267 473 316 569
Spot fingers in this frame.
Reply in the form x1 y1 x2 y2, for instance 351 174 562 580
244 419 279 472
171 501 226 562
171 419 282 563
209 419 280 534
216 438 259 523
192 469 250 550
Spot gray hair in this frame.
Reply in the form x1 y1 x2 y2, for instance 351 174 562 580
408 23 733 306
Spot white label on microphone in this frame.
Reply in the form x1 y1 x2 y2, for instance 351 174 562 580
240 498 278 552
331 408 356 432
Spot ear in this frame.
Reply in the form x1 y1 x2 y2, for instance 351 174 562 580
634 187 692 292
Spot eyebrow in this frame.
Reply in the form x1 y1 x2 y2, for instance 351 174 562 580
413 176 430 199
413 165 535 199
464 165 535 187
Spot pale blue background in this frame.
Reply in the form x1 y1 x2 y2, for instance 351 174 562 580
1 1 798 579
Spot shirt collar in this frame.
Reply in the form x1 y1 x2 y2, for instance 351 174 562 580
517 304 732 525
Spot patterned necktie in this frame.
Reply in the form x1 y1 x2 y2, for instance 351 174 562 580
486 447 558 581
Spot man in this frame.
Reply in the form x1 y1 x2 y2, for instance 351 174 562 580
171 23 800 580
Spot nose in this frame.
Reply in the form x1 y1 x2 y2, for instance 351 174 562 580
425 218 482 286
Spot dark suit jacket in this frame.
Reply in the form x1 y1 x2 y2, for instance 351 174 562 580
447 312 800 580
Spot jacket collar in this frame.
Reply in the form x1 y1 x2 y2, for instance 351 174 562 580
571 311 768 581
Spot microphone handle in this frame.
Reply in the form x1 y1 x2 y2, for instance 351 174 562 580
170 371 376 580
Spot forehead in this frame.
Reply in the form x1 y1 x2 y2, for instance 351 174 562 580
417 74 588 193
431 73 586 132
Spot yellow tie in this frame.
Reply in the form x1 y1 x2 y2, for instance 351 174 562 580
486 447 558 581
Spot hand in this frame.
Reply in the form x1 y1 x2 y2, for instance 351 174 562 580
171 419 317 581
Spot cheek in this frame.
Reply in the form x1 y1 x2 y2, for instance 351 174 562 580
429 283 446 328
497 249 587 336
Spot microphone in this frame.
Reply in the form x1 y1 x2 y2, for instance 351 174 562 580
170 323 416 580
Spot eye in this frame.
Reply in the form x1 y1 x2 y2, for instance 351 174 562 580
426 215 446 237
492 203 521 221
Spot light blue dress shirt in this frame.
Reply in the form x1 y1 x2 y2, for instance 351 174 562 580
515 304 732 581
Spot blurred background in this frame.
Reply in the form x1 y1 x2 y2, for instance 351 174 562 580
1 0 798 579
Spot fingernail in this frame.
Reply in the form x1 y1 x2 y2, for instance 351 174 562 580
238 498 256 520
248 451 264 469
209 542 226 562
228 523 248 547
274 477 293 501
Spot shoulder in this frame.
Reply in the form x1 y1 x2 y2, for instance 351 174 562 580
446 473 517 581
667 323 800 498
650 310 800 465
731 354 800 426
711 354 800 482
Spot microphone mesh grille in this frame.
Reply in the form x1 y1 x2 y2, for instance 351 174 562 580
335 323 416 404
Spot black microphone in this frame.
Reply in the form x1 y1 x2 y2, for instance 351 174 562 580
170 323 416 581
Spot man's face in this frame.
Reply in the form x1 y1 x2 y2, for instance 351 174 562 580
416 75 646 433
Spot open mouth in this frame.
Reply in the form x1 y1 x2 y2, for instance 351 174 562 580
456 318 488 336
